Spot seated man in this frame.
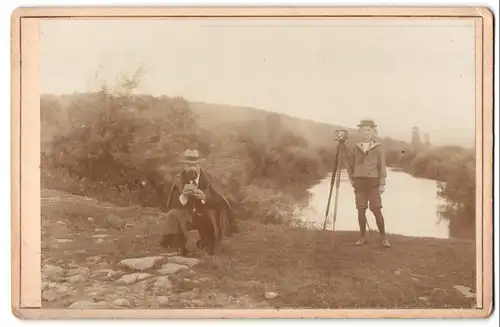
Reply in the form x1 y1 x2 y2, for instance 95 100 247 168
160 148 237 256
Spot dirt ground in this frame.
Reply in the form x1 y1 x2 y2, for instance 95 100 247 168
41 188 477 310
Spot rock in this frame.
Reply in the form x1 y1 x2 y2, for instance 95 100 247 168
68 300 108 309
117 273 152 284
92 234 109 239
418 296 429 302
453 285 475 298
65 274 85 283
91 269 120 279
56 239 72 243
168 256 200 268
264 292 278 300
160 252 179 257
157 263 190 275
87 291 101 299
157 296 169 305
120 256 164 271
153 276 173 292
61 263 79 270
42 264 64 281
394 270 401 275
57 220 67 225
87 217 94 222
113 298 131 307
95 228 106 232
54 284 72 294
95 239 105 244
42 289 59 302
106 215 125 229
132 279 156 293
125 223 134 228
198 277 212 282
412 277 419 282
65 267 90 277
86 256 102 264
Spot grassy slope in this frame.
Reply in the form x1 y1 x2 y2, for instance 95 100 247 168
42 188 476 309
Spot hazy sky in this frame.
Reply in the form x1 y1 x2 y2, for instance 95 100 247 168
40 18 476 146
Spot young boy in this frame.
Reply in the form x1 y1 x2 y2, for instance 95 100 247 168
346 119 391 248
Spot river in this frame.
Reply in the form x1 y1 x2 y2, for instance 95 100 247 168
297 168 451 239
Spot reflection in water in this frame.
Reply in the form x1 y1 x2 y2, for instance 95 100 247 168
296 168 455 239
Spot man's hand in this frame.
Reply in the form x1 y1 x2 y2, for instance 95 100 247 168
183 184 195 195
191 189 206 201
379 186 385 194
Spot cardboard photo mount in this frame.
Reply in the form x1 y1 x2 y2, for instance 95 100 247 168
11 6 494 319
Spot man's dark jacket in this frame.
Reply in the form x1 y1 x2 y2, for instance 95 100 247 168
164 169 237 238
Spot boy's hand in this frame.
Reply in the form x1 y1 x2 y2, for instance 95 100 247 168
379 186 385 194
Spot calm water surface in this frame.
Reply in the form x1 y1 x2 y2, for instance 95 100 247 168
297 168 450 239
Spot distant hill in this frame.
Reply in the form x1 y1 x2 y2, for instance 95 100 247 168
40 93 412 152
188 100 410 150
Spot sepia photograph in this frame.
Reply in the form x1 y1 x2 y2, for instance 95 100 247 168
10 6 494 319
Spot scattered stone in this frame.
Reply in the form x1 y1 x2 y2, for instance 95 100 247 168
65 274 85 283
153 276 173 292
92 234 109 239
42 289 59 302
56 239 72 243
198 277 212 282
86 256 102 264
453 285 475 298
61 263 79 270
54 283 72 294
125 223 134 228
87 291 101 299
57 220 67 225
160 252 179 257
120 256 164 271
42 264 64 281
132 278 156 293
87 217 94 222
394 270 401 275
191 299 204 306
65 266 90 276
113 298 131 307
418 296 429 302
264 292 278 300
95 239 105 244
68 300 108 309
157 263 189 275
106 215 125 229
95 228 106 232
168 256 200 268
117 273 152 284
412 277 419 282
157 296 169 305
91 269 120 279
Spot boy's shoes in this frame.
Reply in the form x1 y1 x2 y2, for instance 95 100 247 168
355 238 367 246
381 239 391 248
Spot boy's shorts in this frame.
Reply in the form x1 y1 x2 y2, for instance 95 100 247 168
352 177 382 210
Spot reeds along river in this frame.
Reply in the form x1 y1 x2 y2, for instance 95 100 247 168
297 168 457 239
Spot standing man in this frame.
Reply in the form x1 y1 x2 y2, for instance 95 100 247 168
160 148 237 255
346 119 391 248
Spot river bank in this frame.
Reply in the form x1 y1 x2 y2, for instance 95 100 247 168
297 168 460 239
41 187 477 309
